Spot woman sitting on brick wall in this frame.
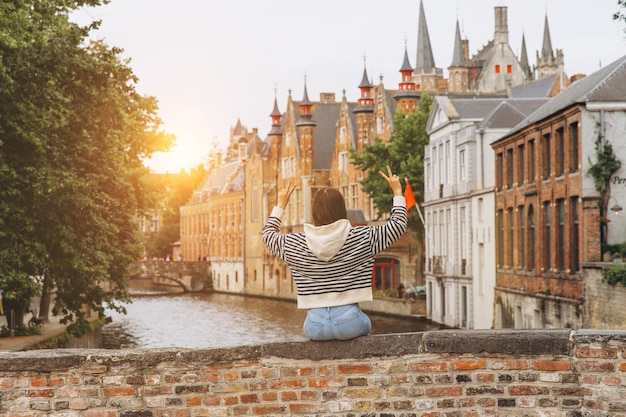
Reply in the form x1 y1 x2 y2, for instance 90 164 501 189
262 166 407 341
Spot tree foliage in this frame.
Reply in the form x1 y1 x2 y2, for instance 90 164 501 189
351 94 432 239
614 0 626 32
0 0 174 335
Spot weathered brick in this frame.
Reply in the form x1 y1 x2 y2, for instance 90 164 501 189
308 377 344 388
186 396 201 406
280 390 297 401
533 360 570 371
344 387 381 398
222 370 239 381
576 361 615 372
491 359 530 370
300 390 318 401
409 362 447 372
289 403 327 413
508 385 549 395
26 389 54 397
223 395 238 405
31 377 47 387
348 377 368 386
338 364 372 374
253 405 285 415
425 386 462 397
269 378 305 389
259 368 277 379
84 411 117 417
239 393 259 403
451 359 486 370
260 391 277 402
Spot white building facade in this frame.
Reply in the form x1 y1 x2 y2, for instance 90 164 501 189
424 96 548 329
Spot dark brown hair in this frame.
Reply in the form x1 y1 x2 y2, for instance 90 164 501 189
312 188 347 226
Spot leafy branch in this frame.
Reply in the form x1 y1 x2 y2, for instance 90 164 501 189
587 139 621 194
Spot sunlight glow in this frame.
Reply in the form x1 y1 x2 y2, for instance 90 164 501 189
144 132 209 173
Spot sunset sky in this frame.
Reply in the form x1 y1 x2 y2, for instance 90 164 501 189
71 0 626 173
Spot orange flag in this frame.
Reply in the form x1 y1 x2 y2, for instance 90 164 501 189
405 179 417 211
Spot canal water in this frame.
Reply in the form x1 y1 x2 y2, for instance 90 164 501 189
101 292 440 349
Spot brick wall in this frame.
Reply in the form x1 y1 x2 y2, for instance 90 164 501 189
1 330 625 416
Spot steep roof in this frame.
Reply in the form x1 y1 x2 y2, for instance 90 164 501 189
428 96 548 132
450 20 466 67
479 99 549 130
345 101 359 150
503 55 626 138
311 102 342 170
199 161 241 194
415 0 436 70
511 75 559 98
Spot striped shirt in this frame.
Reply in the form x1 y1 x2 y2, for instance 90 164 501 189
262 196 408 309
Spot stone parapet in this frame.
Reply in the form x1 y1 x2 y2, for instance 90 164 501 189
1 329 625 416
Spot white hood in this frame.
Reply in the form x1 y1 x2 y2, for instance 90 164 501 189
303 219 351 261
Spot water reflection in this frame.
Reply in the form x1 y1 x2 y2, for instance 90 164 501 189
102 292 438 349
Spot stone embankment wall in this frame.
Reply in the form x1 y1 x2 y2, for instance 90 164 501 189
585 263 626 329
1 330 625 417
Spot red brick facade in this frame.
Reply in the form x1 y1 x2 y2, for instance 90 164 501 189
492 106 597 328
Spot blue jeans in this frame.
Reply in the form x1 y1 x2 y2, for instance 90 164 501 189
303 304 371 341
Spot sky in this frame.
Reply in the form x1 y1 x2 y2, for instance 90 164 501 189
71 0 626 173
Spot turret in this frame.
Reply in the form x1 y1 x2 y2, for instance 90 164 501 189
394 46 420 113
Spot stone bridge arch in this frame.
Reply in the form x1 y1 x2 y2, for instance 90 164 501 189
128 261 211 292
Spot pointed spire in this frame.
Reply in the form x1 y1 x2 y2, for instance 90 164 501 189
395 45 420 107
541 13 554 60
359 66 373 89
297 80 316 127
301 82 311 107
519 33 533 79
415 0 436 70
450 19 466 67
356 60 374 111
400 45 413 72
269 94 282 136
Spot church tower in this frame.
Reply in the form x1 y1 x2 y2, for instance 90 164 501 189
536 13 564 80
412 0 443 93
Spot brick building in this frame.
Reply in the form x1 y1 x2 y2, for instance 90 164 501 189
491 55 626 329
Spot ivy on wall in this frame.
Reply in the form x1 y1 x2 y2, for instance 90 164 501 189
587 138 621 194
587 125 622 247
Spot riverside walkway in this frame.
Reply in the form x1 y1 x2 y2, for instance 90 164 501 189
0 314 71 351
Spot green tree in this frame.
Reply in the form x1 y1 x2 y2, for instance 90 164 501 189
351 94 432 282
614 0 626 31
0 0 174 335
